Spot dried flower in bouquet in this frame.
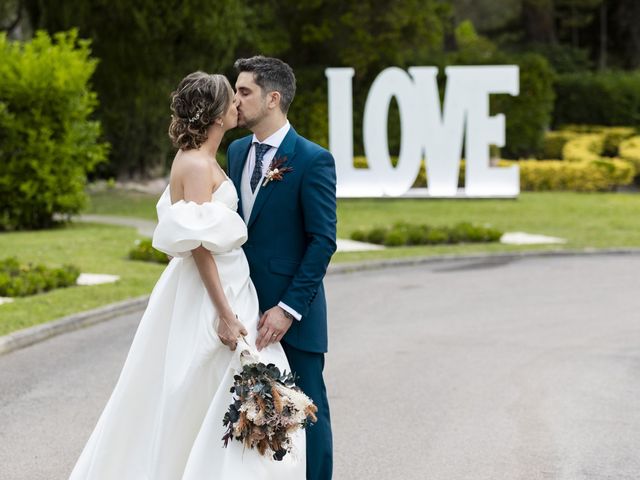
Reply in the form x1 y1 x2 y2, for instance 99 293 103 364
222 349 318 461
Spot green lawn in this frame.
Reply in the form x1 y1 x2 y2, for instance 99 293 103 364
87 189 640 261
87 189 161 219
0 223 164 336
2 190 639 336
334 192 640 261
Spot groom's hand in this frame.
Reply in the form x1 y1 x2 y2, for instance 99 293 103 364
256 306 293 351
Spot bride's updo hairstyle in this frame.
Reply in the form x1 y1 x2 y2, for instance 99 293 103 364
168 72 233 150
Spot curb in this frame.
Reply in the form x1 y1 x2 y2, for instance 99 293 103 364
0 295 149 356
3 248 640 356
327 247 640 274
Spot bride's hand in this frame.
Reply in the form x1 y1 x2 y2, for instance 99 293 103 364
216 312 248 351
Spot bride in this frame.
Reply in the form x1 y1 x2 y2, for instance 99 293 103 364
69 72 305 479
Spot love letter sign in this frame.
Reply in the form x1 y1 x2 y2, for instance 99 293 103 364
325 66 520 198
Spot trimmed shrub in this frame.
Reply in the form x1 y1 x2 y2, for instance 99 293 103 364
129 239 170 264
558 125 636 157
601 127 637 156
553 71 640 128
542 131 579 159
0 30 108 230
503 159 635 192
366 227 387 245
562 134 604 162
447 222 502 243
383 229 409 247
424 228 450 245
351 221 503 247
350 229 367 242
0 257 80 297
353 138 636 192
619 136 640 173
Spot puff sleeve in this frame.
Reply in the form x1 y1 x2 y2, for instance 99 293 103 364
152 199 248 257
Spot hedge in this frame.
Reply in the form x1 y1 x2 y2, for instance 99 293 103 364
553 71 640 128
558 126 636 157
129 239 170 264
619 136 640 173
562 134 605 162
0 257 80 297
541 131 579 159
0 30 108 230
351 221 503 247
502 159 635 192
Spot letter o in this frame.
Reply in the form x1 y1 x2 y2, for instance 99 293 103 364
363 67 423 196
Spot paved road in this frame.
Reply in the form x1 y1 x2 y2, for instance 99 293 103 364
1 255 640 479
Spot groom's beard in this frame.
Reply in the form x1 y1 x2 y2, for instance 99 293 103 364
238 106 268 131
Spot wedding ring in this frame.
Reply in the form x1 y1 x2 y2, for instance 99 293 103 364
272 333 277 337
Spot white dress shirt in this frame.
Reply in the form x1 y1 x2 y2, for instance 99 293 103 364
240 121 290 221
240 121 301 321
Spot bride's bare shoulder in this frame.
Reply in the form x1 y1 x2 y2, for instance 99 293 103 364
171 151 214 182
171 150 211 172
169 151 214 201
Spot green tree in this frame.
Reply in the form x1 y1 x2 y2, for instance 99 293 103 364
608 0 640 68
0 30 108 229
237 0 452 152
454 0 640 71
447 22 555 158
25 0 247 178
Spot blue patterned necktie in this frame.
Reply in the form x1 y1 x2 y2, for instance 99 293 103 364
251 142 272 192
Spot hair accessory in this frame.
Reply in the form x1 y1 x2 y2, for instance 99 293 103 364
188 107 204 123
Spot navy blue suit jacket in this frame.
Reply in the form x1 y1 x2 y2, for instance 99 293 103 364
227 127 337 353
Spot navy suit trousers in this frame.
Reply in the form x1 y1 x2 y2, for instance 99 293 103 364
282 341 333 480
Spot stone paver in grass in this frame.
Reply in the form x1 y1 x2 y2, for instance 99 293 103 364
76 273 120 286
501 232 567 245
0 274 121 308
335 238 385 252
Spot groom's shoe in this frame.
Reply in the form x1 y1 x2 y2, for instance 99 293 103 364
282 342 333 480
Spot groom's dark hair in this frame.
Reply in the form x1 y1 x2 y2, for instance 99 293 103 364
234 56 296 114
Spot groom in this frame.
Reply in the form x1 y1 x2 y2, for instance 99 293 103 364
227 56 337 479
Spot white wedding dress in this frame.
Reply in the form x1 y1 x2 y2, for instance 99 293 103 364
69 180 305 479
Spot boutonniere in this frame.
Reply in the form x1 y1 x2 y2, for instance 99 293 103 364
263 156 293 187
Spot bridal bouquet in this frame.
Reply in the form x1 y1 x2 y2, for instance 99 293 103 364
222 349 317 461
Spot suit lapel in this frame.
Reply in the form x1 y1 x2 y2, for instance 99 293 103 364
247 127 298 229
230 136 252 222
